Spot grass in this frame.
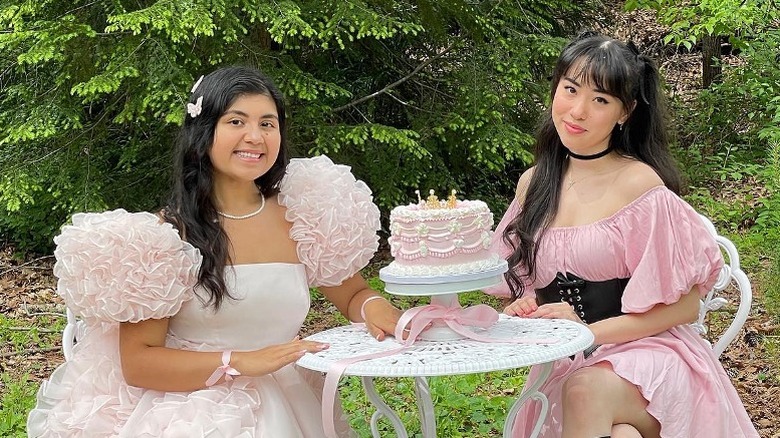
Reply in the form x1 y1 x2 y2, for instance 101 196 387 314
341 370 528 437
0 299 67 436
0 373 36 438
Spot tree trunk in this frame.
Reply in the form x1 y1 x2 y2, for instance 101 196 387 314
702 34 722 88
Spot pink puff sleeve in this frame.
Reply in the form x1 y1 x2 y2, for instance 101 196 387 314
53 209 202 323
483 197 533 298
619 188 723 313
279 155 381 287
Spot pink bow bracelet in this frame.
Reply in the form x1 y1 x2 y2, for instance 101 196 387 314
205 350 241 387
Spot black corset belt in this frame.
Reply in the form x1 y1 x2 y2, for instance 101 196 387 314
535 272 630 324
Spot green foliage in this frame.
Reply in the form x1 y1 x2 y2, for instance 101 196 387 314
0 373 36 437
673 34 780 233
766 235 780 321
659 2 779 232
624 0 774 50
0 0 599 251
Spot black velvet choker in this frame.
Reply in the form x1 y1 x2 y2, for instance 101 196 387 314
566 147 612 160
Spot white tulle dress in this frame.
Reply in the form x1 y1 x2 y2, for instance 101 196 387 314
27 156 379 438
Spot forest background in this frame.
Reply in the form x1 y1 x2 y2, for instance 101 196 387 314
1 0 779 436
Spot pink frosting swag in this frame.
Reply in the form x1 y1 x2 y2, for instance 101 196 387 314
279 155 381 287
53 209 202 323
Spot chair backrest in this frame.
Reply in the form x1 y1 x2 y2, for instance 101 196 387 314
62 307 85 361
690 214 752 358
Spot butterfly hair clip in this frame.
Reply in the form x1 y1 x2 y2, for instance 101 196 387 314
187 96 203 118
186 75 205 118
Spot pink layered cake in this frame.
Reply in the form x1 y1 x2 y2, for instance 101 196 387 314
382 190 503 278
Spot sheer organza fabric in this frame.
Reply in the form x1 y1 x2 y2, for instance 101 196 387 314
28 156 376 437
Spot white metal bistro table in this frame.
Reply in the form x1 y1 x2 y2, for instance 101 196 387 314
297 314 594 437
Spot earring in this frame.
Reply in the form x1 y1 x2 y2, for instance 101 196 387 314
618 123 624 131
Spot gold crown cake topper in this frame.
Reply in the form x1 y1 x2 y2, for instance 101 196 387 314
415 189 458 209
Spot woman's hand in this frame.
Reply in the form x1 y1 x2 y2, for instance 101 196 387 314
319 274 403 341
527 302 585 324
232 338 329 377
120 320 329 391
503 296 539 317
362 297 403 341
504 297 585 324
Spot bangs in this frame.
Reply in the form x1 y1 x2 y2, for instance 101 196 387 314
558 40 634 106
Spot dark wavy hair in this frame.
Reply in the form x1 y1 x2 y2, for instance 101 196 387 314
502 31 682 300
163 66 289 308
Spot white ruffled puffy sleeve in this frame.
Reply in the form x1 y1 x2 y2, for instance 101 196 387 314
53 209 202 323
279 155 381 287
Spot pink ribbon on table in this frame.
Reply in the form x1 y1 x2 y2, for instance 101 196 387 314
320 304 559 438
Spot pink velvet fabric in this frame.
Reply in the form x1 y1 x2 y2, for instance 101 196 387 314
488 186 758 437
28 156 375 437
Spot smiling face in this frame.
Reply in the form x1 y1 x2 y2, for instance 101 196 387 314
551 69 630 155
208 93 281 187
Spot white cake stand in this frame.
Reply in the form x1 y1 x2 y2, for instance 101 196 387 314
379 260 509 341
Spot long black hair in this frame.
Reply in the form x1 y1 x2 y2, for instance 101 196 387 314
163 66 289 308
503 31 682 300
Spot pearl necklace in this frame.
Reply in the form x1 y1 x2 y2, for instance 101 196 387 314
217 194 266 220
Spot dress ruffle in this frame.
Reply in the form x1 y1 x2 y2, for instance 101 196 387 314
53 209 201 323
28 324 144 437
30 159 371 437
120 368 353 438
279 155 380 287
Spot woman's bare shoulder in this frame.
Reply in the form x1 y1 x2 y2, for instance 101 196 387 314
615 160 665 203
515 166 536 202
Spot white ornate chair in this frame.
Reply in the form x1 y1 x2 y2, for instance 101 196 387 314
691 214 753 357
62 307 85 361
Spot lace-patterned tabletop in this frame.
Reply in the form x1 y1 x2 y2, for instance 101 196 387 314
298 314 594 377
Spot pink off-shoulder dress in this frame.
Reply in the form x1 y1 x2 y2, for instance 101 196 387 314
485 186 758 438
27 156 379 438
